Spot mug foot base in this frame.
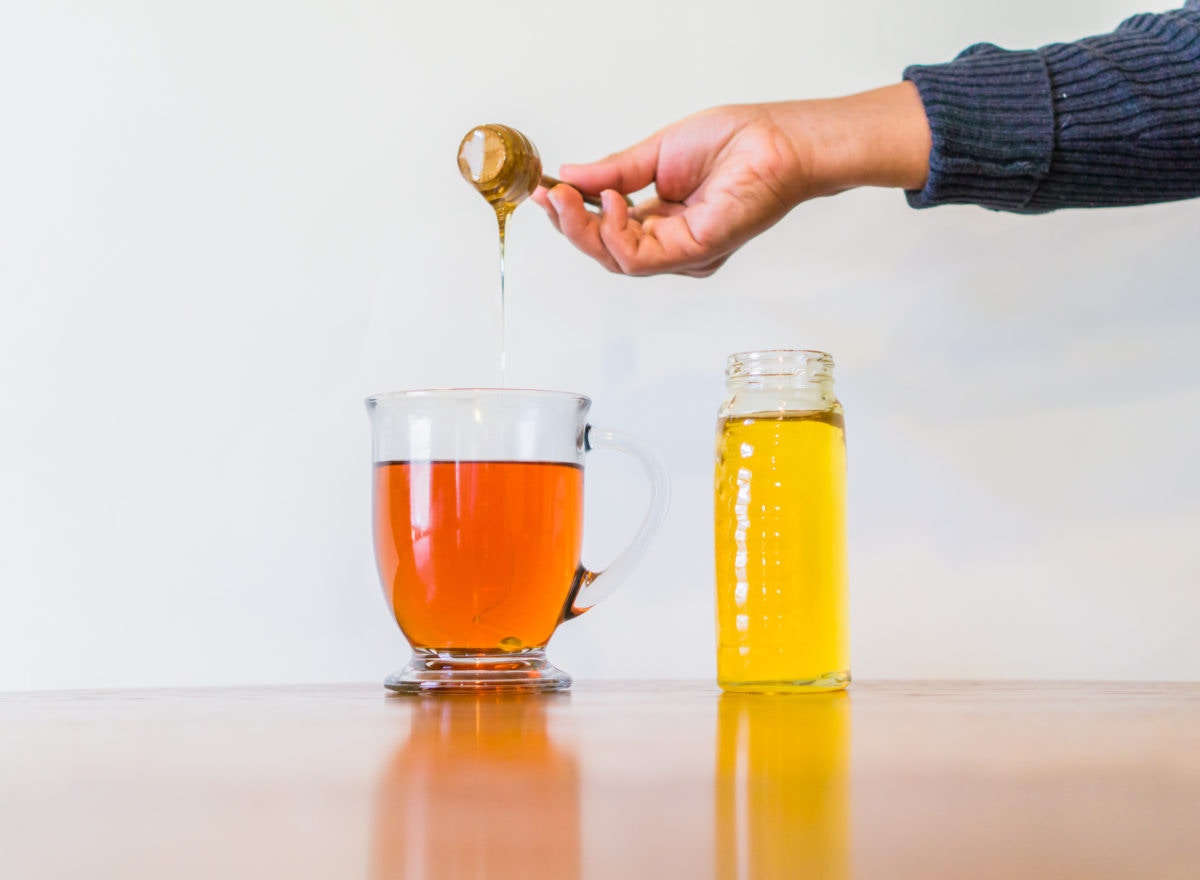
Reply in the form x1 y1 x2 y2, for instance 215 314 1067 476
385 650 572 694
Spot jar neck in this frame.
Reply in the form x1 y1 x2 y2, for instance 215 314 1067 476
724 350 835 393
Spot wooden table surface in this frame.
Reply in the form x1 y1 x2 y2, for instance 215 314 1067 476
1 681 1197 879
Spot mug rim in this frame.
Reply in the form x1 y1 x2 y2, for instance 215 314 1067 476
365 387 591 406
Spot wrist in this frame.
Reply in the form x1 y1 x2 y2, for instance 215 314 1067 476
779 82 931 197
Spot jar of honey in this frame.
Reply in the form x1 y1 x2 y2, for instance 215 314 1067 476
714 350 849 692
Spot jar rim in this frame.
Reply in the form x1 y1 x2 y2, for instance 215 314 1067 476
725 349 834 379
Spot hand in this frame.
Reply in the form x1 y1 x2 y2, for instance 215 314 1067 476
532 83 930 277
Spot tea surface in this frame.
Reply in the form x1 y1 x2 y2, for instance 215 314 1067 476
374 460 584 652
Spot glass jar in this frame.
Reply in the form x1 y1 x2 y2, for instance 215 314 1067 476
714 350 849 692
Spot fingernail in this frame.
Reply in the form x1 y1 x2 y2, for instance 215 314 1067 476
547 189 565 211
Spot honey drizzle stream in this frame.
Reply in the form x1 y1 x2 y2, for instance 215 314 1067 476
456 125 541 389
496 205 511 387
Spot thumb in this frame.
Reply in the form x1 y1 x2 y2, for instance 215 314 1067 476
557 130 663 196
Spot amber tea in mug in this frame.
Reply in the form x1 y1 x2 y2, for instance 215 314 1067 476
368 389 667 692
374 460 584 652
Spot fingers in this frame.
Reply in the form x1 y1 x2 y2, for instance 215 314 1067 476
530 186 560 233
596 190 685 274
557 129 664 196
538 182 733 277
604 210 710 276
544 184 623 274
599 188 634 254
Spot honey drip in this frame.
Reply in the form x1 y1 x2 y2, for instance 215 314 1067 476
458 125 626 384
458 125 543 387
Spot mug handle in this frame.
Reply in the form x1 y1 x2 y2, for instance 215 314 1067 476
562 425 670 620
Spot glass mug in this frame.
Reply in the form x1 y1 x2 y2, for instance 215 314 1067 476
367 389 669 692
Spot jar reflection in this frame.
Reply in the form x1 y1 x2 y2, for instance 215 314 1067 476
715 692 850 879
370 695 580 879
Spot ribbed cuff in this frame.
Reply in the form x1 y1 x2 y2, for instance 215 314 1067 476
1023 11 1200 211
904 44 1054 211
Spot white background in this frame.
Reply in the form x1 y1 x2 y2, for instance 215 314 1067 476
3 0 1198 691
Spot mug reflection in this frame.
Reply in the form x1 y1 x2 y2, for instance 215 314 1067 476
370 695 580 880
715 692 850 879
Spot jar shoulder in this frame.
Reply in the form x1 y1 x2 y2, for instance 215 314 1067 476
718 388 842 419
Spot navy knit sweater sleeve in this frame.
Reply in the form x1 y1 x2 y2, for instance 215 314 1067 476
903 3 1200 212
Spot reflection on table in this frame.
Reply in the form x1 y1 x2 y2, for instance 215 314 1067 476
716 692 850 879
370 694 580 879
369 688 849 880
